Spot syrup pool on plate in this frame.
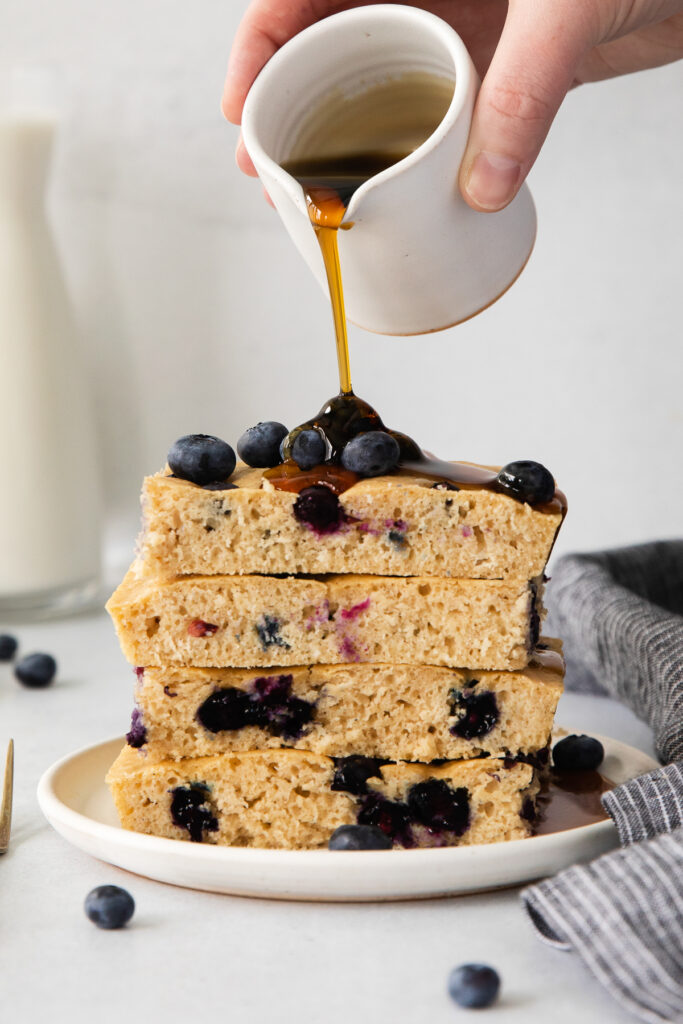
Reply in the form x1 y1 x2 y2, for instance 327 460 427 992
536 770 614 835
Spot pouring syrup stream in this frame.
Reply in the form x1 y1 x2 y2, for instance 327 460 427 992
277 88 566 514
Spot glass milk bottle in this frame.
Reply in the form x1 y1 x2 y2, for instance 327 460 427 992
0 71 101 616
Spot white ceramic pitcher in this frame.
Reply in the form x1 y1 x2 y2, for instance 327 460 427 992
241 4 536 336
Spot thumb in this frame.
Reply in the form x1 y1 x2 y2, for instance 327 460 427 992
459 0 595 211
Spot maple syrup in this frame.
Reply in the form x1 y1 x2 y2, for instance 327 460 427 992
264 458 359 496
536 770 614 835
274 74 566 514
266 387 567 514
282 72 454 397
529 644 566 674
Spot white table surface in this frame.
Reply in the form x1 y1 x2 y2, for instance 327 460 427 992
1 606 656 1024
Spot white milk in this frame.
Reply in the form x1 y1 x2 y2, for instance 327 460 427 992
0 112 101 612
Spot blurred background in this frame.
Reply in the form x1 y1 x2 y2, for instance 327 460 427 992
3 0 682 584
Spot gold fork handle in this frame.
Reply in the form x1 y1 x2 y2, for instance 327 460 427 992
0 739 14 854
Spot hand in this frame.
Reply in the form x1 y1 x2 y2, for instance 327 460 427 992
223 0 683 212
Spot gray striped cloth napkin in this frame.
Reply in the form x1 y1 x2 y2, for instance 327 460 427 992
522 542 683 1024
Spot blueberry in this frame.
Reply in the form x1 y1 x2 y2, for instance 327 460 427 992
449 689 499 739
201 481 237 491
520 797 537 822
407 780 470 835
126 707 147 748
331 756 386 795
197 687 254 732
270 696 314 739
14 652 57 688
84 885 135 930
0 634 18 661
328 824 392 850
293 485 344 534
291 429 327 470
170 784 219 842
237 421 288 468
255 615 290 651
495 460 555 505
357 793 412 845
553 734 604 772
448 964 500 1009
341 431 400 477
197 675 314 740
250 674 315 740
167 434 236 486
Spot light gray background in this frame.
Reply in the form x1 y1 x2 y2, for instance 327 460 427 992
4 0 683 571
1 5 681 1022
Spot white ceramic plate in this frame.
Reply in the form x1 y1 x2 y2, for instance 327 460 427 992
37 734 658 902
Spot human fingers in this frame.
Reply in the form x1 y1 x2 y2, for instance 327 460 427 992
236 133 275 206
459 0 597 211
576 8 683 82
236 134 259 176
222 0 330 124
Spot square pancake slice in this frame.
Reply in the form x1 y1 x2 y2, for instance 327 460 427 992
106 745 539 850
138 463 563 580
127 641 563 763
107 567 544 671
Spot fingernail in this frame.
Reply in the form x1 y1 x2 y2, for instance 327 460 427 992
464 151 521 211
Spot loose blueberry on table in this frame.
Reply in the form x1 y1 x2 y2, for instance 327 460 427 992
167 433 236 485
0 634 18 661
84 885 135 930
14 652 57 688
328 824 392 850
448 964 501 1009
237 421 288 468
553 734 604 772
